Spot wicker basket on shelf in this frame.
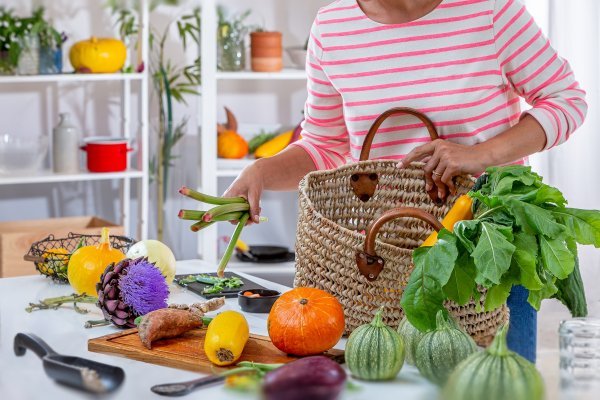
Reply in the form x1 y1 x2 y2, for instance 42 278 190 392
294 107 508 346
24 232 135 283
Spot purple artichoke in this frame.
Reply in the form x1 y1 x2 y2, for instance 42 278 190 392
96 257 169 328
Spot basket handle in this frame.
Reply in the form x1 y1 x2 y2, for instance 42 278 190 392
350 107 440 202
356 207 443 281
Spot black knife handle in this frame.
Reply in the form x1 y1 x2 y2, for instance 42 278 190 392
14 333 58 359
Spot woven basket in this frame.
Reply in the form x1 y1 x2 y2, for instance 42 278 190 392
294 107 508 346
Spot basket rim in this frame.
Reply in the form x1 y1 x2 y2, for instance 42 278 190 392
298 161 450 257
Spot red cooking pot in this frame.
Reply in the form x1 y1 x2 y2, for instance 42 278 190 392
81 137 133 172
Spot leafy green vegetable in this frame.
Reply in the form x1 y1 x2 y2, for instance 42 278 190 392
471 222 515 285
402 165 600 331
177 274 244 294
553 208 600 247
443 252 477 306
401 230 458 331
539 236 574 279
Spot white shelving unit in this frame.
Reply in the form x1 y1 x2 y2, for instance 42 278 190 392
0 0 150 240
198 0 307 263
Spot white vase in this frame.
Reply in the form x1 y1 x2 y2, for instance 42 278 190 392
52 113 80 174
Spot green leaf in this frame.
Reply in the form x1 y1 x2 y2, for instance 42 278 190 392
493 174 537 196
453 220 480 253
511 233 543 291
553 237 588 317
539 236 575 279
504 198 564 238
527 267 558 310
443 252 477 306
472 222 515 286
484 279 513 311
534 185 567 207
401 230 459 331
552 208 600 247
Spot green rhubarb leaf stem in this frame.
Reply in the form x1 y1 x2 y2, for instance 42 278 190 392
178 209 206 220
179 186 246 205
217 213 250 277
203 204 250 222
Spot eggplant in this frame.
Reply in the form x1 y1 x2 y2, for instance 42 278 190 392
263 356 346 400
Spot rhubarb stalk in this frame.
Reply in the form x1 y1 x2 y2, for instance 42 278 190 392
217 213 250 277
179 186 246 205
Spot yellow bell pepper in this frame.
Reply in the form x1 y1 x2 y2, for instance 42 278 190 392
204 310 249 366
421 194 473 247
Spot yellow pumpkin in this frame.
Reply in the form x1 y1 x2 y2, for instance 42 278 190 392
69 37 127 73
67 228 126 296
218 130 249 159
204 310 249 366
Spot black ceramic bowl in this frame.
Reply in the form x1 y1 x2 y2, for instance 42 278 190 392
238 289 281 313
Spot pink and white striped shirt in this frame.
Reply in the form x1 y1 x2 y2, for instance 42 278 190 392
292 0 587 170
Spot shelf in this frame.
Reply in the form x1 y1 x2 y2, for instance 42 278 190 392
216 158 255 177
0 169 144 185
216 68 306 81
0 73 144 84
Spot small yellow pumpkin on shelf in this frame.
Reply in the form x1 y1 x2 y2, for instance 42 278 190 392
69 37 127 73
67 228 126 297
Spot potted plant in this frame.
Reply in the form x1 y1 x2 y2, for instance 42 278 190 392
217 6 253 72
250 29 282 72
0 7 21 75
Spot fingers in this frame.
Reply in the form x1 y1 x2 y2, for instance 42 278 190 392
247 188 262 224
423 153 441 192
431 159 449 202
441 166 457 195
397 141 437 168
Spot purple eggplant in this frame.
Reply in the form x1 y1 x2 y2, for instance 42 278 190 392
263 356 346 400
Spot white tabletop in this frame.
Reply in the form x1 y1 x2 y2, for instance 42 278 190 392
0 259 438 400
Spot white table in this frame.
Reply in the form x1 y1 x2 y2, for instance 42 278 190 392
0 260 438 400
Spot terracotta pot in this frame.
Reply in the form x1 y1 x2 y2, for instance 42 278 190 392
250 31 283 72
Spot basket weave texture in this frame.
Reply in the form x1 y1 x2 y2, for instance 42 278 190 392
294 160 508 346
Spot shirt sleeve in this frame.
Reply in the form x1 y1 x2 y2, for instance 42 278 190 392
289 18 349 170
493 0 587 149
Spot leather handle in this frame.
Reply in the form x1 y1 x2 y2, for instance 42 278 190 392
359 107 439 161
350 107 440 203
356 207 443 281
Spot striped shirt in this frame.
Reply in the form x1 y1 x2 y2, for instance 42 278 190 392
292 0 587 170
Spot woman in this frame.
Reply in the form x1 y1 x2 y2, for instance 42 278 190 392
225 0 587 362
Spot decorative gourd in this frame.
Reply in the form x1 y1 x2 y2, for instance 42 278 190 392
204 310 249 366
217 130 249 159
69 37 127 73
443 324 544 400
254 130 294 159
267 287 345 356
67 228 126 296
126 240 177 284
345 307 405 381
397 317 425 366
415 310 477 385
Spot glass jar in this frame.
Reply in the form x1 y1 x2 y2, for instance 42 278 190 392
559 318 600 399
40 46 62 75
17 35 40 75
217 25 246 72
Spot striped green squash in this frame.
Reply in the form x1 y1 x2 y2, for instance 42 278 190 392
415 310 477 385
397 317 425 365
345 307 405 381
443 324 544 400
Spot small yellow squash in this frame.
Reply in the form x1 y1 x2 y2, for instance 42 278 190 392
204 310 249 366
69 37 127 73
254 130 294 159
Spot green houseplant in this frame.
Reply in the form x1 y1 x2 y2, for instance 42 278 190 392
217 6 253 72
107 0 201 241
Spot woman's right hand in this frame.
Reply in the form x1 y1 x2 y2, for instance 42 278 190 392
223 161 264 224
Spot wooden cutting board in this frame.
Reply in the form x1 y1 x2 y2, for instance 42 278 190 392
88 329 344 373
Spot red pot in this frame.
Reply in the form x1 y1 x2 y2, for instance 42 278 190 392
80 138 133 172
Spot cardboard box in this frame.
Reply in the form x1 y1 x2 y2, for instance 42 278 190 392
0 216 123 278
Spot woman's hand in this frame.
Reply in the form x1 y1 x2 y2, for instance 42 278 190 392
398 139 489 201
223 162 265 224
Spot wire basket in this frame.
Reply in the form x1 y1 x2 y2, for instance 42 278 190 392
24 232 135 283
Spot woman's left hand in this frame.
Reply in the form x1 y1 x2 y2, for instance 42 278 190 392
398 139 489 201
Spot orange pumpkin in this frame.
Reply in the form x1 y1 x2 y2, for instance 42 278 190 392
267 287 345 356
218 130 249 159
